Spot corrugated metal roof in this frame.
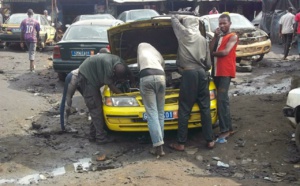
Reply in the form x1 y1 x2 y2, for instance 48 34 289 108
112 0 165 3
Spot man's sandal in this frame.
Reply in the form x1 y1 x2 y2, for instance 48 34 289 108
169 143 185 151
207 141 215 149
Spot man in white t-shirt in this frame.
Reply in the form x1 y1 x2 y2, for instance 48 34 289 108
43 10 51 24
279 7 295 60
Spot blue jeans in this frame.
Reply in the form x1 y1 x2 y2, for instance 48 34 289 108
60 72 72 130
60 72 81 130
140 75 166 147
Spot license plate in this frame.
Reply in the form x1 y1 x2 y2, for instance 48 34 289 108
12 28 21 32
71 50 92 57
143 111 174 121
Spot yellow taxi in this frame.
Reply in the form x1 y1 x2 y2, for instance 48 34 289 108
103 17 218 132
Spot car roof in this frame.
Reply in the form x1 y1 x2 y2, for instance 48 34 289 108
71 19 122 26
80 14 114 17
124 9 157 13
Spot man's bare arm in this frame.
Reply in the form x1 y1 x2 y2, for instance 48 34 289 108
209 35 218 53
108 84 122 94
212 34 238 57
279 24 282 37
209 27 221 53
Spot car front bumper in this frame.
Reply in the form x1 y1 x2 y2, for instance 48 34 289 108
103 99 218 132
236 39 271 58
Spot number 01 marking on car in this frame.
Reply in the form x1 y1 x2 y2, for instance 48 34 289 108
143 111 174 121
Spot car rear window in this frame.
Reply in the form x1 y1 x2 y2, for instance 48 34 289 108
64 25 110 41
80 15 115 20
129 10 159 21
6 14 39 24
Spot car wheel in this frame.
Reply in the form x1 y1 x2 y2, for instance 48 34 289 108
38 34 47 51
58 72 66 81
236 57 242 63
236 64 252 72
253 54 264 62
295 124 300 152
4 42 10 49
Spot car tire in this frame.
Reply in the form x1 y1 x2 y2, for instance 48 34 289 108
38 34 47 51
236 57 242 63
58 72 66 81
295 124 300 152
236 64 252 72
253 54 264 63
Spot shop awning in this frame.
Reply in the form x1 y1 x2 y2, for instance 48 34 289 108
112 0 165 3
2 0 46 2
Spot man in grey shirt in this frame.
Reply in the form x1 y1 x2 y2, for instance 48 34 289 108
169 15 215 150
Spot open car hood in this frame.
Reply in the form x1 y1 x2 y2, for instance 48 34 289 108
107 17 206 64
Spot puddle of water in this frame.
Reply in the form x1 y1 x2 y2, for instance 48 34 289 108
230 77 291 96
0 179 15 184
73 158 92 172
17 174 40 185
0 158 92 185
52 167 66 176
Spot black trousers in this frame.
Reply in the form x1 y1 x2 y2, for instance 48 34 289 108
77 73 107 140
214 76 232 133
282 33 293 58
177 69 214 144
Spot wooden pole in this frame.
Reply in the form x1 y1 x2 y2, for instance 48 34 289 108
51 0 54 23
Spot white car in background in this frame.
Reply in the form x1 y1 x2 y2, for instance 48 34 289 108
117 9 159 23
283 88 300 151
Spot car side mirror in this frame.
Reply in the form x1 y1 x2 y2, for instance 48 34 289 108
65 24 70 28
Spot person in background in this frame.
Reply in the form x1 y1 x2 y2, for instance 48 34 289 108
279 7 295 60
210 14 238 142
169 15 215 151
137 43 166 156
59 48 110 131
209 7 219 15
0 13 3 26
43 10 51 24
20 9 40 72
294 8 300 58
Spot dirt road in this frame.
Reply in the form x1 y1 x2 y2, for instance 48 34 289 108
0 45 300 186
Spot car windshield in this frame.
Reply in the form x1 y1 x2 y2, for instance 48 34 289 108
80 14 115 20
209 14 255 31
5 14 38 24
64 25 110 41
129 10 159 21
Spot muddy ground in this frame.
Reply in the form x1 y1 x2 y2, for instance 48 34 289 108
0 44 300 186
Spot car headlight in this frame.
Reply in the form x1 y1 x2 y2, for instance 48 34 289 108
105 96 139 106
258 36 268 42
